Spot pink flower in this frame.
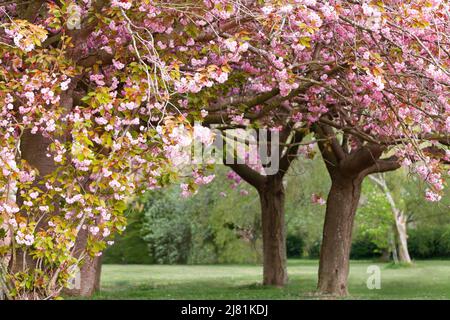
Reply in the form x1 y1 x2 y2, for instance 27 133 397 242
102 228 111 237
112 59 125 70
193 125 214 146
111 0 132 10
212 71 229 84
311 193 326 205
95 117 109 125
61 78 71 91
202 174 215 184
191 57 207 67
89 226 100 235
30 191 39 199
425 189 441 202
224 39 238 52
90 74 105 86
109 180 121 189
180 183 192 198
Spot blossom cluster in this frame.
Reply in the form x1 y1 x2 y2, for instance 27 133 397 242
0 0 448 300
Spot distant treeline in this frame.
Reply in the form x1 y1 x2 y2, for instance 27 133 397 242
104 161 450 264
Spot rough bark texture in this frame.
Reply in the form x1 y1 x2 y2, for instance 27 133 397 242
225 130 303 288
317 175 362 296
258 176 288 287
9 130 56 273
20 130 57 178
74 256 102 297
313 122 400 296
63 258 102 297
64 229 102 297
8 2 108 298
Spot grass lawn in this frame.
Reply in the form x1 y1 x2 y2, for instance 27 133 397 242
91 260 450 300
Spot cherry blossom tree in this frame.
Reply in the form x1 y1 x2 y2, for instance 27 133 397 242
191 0 450 295
217 125 305 287
0 0 448 300
0 1 219 299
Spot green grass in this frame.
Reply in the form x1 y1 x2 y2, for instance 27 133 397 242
91 260 450 300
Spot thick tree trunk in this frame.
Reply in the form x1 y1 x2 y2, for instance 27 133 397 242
63 257 102 297
394 212 412 264
317 176 362 296
94 256 102 292
10 79 75 275
19 83 102 297
313 124 400 297
64 229 102 297
258 176 288 287
9 130 56 273
76 256 102 297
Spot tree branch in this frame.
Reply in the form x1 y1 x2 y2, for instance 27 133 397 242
362 156 400 176
279 131 305 177
340 144 385 175
226 163 266 189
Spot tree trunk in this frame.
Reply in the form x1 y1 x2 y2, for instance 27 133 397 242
394 212 412 264
77 256 102 297
313 124 400 297
64 229 102 297
380 249 391 263
369 174 412 264
389 229 399 264
11 92 96 292
94 256 102 292
63 256 102 297
370 174 411 263
317 176 362 296
10 83 75 274
9 130 56 273
258 176 288 287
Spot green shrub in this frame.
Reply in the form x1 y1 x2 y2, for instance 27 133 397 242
286 234 304 258
408 226 450 259
350 235 382 259
307 240 321 259
103 207 154 264
142 191 192 264
105 167 263 265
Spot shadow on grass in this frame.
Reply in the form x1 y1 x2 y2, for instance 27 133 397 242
80 261 450 300
383 262 415 270
91 277 320 300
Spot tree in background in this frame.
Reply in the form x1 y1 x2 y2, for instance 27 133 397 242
369 173 412 264
356 178 399 261
102 199 154 265
104 167 263 265
285 156 329 257
192 0 449 295
356 171 450 262
142 190 192 264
